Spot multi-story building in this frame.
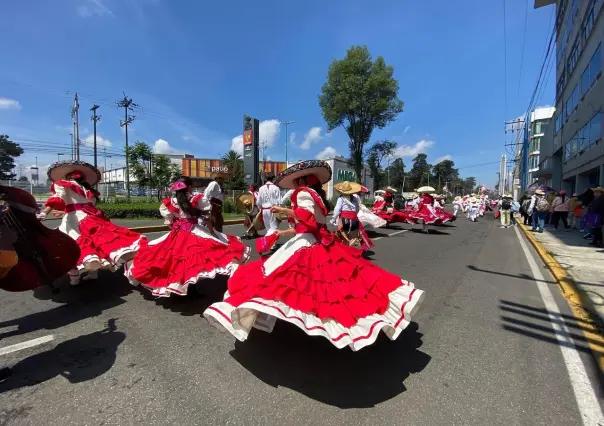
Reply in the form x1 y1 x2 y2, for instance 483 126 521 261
535 0 604 193
527 107 555 186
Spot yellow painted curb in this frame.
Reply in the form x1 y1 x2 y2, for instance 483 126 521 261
518 223 604 373
129 218 244 233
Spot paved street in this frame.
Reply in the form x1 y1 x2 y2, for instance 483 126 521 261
1 215 603 425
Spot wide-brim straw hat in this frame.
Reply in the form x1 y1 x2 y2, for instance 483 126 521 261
535 189 545 195
385 186 397 193
504 194 513 198
334 181 362 195
47 160 101 186
274 160 332 190
593 186 604 193
417 186 435 193
375 190 386 195
236 192 255 214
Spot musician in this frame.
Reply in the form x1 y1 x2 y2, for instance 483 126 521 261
257 172 282 236
239 185 260 239
204 172 227 233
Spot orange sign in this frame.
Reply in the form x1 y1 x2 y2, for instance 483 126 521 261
243 130 253 146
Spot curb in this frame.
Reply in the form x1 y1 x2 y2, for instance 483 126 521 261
517 223 604 374
129 218 245 233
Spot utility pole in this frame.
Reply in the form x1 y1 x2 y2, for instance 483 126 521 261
118 94 137 199
69 133 74 160
504 117 525 199
281 120 295 166
72 93 80 160
90 105 101 169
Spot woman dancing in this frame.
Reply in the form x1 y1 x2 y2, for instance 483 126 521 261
37 161 143 285
204 160 424 351
126 177 249 297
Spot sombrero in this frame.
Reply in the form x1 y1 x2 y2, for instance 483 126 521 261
375 189 386 195
274 160 332 190
236 192 255 214
385 186 397 193
417 186 435 193
535 189 545 195
504 193 513 198
334 181 362 195
47 160 101 186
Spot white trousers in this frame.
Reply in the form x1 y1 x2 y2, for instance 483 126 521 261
453 205 460 216
262 208 279 236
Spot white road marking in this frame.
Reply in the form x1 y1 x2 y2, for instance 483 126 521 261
0 335 55 356
514 227 604 425
373 229 408 241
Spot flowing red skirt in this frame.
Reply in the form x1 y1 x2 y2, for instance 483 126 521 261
405 205 443 225
76 215 142 266
131 227 249 291
375 210 408 224
225 238 410 328
435 207 455 223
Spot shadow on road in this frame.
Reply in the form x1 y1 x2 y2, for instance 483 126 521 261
1 271 131 340
467 265 557 285
0 319 125 394
409 229 450 236
229 321 430 408
499 299 604 390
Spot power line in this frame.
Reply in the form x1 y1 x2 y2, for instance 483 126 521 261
516 0 529 101
502 0 508 120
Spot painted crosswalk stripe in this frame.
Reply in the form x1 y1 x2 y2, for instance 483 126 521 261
0 335 55 356
373 229 408 241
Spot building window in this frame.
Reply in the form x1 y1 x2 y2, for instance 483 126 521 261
579 124 589 152
571 133 578 158
564 141 571 162
567 43 579 76
590 43 601 82
589 111 602 146
581 66 590 96
564 84 578 120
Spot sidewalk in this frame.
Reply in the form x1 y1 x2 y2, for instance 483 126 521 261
526 226 604 324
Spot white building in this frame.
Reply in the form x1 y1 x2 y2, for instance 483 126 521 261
101 167 138 189
527 106 555 185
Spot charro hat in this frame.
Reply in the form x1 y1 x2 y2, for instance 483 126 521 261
417 186 435 193
47 160 101 186
236 192 255 214
274 160 332 190
334 181 362 195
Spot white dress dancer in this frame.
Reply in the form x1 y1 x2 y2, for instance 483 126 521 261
354 194 387 229
468 196 479 222
453 196 462 217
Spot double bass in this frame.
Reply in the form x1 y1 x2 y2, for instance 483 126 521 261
0 185 80 292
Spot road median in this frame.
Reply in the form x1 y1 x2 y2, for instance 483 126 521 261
517 222 604 374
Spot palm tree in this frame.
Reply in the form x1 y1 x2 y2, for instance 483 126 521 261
222 150 244 189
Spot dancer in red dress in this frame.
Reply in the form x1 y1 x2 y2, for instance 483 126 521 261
370 187 408 226
38 161 144 285
126 177 250 297
434 194 456 223
204 160 425 351
405 186 445 233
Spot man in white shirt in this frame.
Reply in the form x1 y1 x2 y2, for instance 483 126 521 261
204 173 227 232
257 173 282 236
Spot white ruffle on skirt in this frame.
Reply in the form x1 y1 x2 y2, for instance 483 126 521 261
357 205 387 229
204 280 425 351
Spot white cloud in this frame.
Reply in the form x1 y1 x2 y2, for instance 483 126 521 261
82 133 112 148
300 127 323 150
393 140 434 158
0 98 21 110
153 139 177 154
434 154 453 163
77 0 113 18
289 132 296 146
231 119 281 153
315 146 338 160
182 135 192 141
403 125 411 134
266 156 272 161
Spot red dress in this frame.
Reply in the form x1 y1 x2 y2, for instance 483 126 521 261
126 196 250 297
434 200 456 223
371 193 408 224
45 180 143 272
405 194 445 225
204 187 425 351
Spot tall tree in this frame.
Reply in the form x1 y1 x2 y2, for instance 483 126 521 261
128 141 154 188
319 46 404 182
386 157 406 190
153 154 181 198
0 135 23 180
408 153 431 190
431 159 457 192
366 140 397 190
222 150 245 190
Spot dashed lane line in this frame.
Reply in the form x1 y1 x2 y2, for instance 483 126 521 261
0 335 55 356
373 229 408 241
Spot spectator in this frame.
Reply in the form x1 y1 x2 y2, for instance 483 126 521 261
529 189 549 233
551 190 570 231
511 198 520 226
588 187 604 247
498 194 512 228
520 194 532 225
569 193 581 230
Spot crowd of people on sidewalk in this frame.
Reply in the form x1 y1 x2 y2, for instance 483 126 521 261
515 186 604 248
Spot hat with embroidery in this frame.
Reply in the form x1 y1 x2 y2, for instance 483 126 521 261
47 160 101 186
274 160 332 190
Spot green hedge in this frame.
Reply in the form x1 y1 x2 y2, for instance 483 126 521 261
98 202 162 219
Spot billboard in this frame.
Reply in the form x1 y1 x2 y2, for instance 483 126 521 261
182 159 232 178
243 115 260 186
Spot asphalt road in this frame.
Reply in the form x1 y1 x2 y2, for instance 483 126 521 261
1 215 603 425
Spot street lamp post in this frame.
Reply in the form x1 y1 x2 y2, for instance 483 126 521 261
57 153 64 162
281 120 295 166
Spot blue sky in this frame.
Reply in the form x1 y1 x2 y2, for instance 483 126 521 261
0 0 555 186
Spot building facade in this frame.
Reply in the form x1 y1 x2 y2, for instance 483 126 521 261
182 158 287 186
323 157 374 200
536 0 604 193
527 107 555 185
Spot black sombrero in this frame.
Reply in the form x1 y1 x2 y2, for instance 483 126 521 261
47 160 101 186
274 160 332 190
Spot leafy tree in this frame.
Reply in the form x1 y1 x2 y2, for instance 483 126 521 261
385 157 406 190
431 159 458 193
0 135 24 180
222 150 245 190
367 140 396 190
408 153 431 190
153 154 181 198
128 141 154 188
319 45 404 183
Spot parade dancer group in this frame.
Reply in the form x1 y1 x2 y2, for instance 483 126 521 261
2 159 424 353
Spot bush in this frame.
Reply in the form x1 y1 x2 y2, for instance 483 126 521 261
98 202 161 219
